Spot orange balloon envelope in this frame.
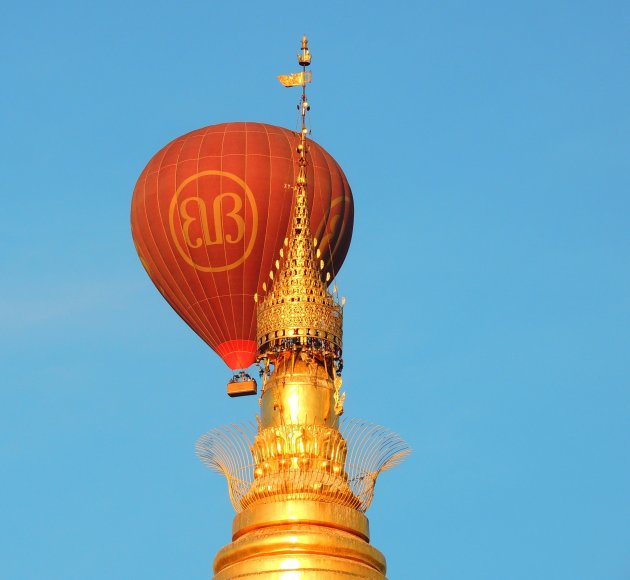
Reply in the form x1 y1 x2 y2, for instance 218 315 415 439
131 122 353 370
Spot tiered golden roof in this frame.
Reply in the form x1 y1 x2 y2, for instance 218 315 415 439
255 159 343 358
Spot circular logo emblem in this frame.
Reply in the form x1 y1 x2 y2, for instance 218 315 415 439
168 170 258 272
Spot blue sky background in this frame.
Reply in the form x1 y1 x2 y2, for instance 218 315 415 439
1 1 629 578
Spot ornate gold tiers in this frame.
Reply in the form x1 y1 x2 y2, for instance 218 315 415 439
256 294 343 355
196 354 408 515
255 178 343 358
240 356 360 511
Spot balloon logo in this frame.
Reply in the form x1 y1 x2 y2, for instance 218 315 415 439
168 170 258 272
131 122 353 370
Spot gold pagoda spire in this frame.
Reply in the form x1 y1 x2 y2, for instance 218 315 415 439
197 36 409 579
256 35 343 369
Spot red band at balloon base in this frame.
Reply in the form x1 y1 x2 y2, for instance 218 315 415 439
217 340 257 370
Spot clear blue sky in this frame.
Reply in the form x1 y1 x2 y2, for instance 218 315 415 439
1 1 629 579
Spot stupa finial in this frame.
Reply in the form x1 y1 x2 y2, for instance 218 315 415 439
257 36 343 365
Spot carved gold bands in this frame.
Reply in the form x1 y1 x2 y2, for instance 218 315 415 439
257 300 343 352
232 500 370 541
214 523 387 579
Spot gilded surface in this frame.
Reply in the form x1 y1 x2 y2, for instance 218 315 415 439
259 356 339 427
256 36 343 360
278 70 312 87
196 415 408 514
255 161 343 355
214 523 386 579
195 36 409 580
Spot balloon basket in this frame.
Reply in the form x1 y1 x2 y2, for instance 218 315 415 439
227 372 258 398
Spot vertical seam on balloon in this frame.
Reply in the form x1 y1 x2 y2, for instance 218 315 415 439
136 144 198 331
155 132 222 348
158 134 221 347
243 123 265 353
335 157 354 280
310 140 324 248
338 164 354 278
241 123 248 350
311 138 332 281
163 132 221 347
193 126 229 349
320 147 338 281
195 126 234 350
137 139 219 349
219 124 239 348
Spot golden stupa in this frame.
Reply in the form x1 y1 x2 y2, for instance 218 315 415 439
196 36 410 579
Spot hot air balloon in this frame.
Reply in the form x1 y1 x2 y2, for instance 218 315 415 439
131 122 353 370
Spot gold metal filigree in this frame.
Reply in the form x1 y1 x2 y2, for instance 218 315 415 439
196 418 410 513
